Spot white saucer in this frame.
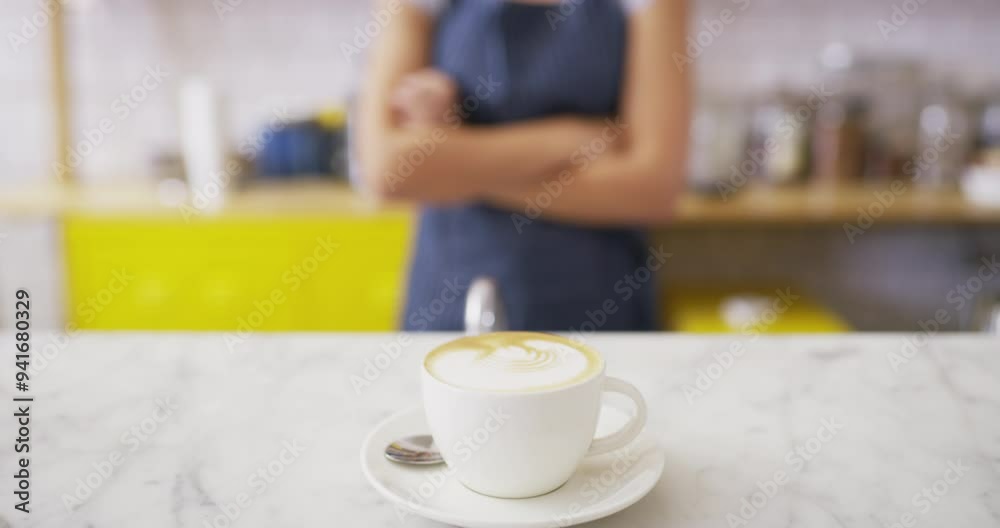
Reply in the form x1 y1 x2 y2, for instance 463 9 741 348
361 406 664 528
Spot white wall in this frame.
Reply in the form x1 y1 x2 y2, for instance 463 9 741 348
1 1 57 185
0 219 64 329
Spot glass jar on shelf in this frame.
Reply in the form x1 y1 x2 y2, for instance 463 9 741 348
911 80 975 189
746 92 812 187
812 96 868 186
977 100 1000 168
687 97 751 195
811 43 870 187
847 58 923 184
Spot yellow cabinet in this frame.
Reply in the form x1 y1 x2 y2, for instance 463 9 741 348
664 286 849 333
64 213 413 330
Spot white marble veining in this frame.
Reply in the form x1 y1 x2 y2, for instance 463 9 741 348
0 332 997 528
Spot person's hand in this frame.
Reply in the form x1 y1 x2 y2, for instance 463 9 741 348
391 68 459 128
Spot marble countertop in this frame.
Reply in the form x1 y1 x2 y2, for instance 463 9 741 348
0 332 997 528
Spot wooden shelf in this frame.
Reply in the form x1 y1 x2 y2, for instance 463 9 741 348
0 180 407 219
672 185 1000 226
2 180 999 225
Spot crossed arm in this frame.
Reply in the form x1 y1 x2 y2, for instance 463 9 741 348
356 0 691 226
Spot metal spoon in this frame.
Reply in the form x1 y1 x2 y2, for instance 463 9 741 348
385 435 444 465
386 276 505 466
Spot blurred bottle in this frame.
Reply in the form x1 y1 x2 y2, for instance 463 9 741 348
179 78 228 212
960 95 1000 208
687 97 750 194
977 100 1000 168
812 43 868 186
747 92 812 186
856 59 922 183
812 97 867 186
912 79 973 188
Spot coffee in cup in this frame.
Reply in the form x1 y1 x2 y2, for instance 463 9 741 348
422 332 647 498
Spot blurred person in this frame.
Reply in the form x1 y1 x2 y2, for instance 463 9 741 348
358 0 691 331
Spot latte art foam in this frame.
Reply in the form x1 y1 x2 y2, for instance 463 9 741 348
424 332 603 392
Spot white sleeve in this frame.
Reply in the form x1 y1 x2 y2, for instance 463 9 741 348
621 0 653 14
409 0 446 15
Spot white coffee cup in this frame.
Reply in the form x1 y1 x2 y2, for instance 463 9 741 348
421 332 647 498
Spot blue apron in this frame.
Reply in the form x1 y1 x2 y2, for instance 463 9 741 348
402 0 657 331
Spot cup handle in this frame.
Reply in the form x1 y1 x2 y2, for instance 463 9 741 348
586 376 648 457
